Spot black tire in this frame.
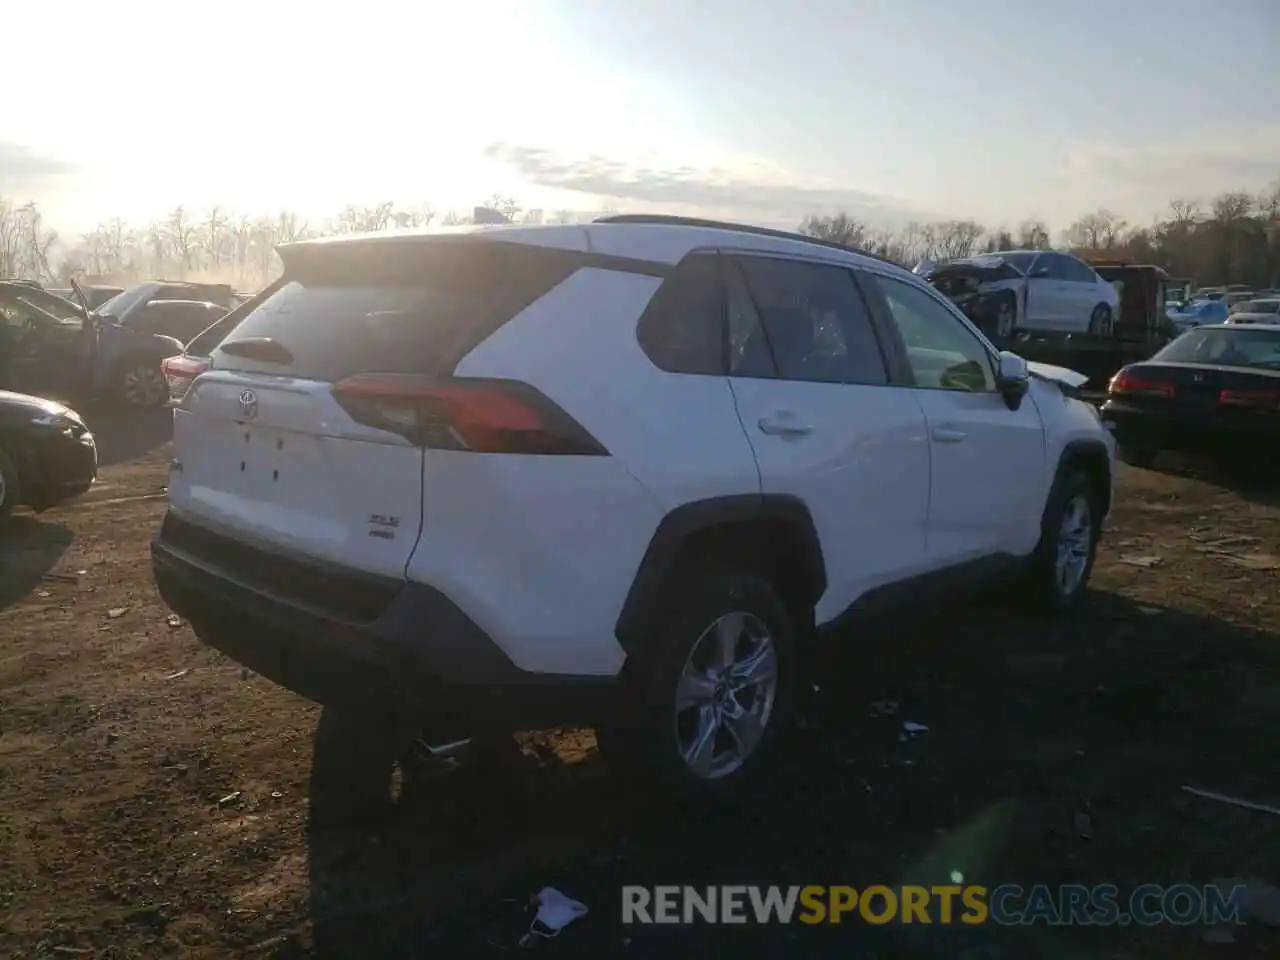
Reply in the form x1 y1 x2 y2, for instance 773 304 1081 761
1022 469 1101 616
1088 304 1113 335
117 359 169 410
1118 443 1158 469
596 562 796 804
0 446 19 521
308 706 525 829
994 296 1017 340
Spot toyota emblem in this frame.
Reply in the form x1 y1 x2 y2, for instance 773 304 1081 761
238 389 259 420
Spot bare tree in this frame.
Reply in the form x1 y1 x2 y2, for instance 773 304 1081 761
390 204 435 229
166 206 197 273
203 207 228 268
935 220 985 259
482 193 521 222
1016 219 1051 250
798 213 868 248
1062 209 1127 252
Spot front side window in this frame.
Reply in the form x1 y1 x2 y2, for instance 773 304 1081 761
869 273 996 392
1063 256 1099 283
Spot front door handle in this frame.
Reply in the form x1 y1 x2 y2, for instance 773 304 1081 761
931 427 967 443
758 417 813 438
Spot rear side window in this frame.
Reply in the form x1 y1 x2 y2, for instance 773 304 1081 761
636 253 724 375
1063 257 1098 283
212 240 582 381
730 255 889 385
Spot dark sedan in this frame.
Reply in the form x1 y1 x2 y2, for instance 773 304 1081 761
1101 323 1280 468
0 391 97 519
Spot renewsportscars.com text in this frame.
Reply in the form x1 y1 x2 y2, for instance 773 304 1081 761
621 883 1245 926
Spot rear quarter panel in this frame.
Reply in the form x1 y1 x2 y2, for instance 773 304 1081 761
414 266 761 675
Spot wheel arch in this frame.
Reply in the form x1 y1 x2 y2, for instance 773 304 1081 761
1056 438 1112 519
615 494 827 656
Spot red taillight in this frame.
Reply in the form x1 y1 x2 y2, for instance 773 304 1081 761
1219 387 1280 410
162 355 209 378
1108 369 1174 399
162 355 209 402
331 374 608 455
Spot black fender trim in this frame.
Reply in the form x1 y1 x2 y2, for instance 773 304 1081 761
614 493 827 655
1056 438 1113 517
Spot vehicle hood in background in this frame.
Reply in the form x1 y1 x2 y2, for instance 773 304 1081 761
0 390 70 419
1026 361 1090 390
925 255 1025 282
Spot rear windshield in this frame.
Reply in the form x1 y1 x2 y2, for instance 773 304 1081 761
1154 327 1280 369
96 284 157 320
211 239 583 381
997 252 1037 273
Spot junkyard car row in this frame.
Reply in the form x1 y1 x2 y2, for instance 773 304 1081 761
0 219 1277 955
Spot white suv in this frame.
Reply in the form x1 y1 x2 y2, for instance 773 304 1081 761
151 215 1115 800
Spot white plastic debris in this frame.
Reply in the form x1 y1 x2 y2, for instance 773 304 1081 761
902 721 929 737
520 887 588 946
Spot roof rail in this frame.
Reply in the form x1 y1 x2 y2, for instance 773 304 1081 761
592 214 901 267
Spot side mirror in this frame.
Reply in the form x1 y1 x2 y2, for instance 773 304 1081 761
996 350 1030 411
1029 266 1051 279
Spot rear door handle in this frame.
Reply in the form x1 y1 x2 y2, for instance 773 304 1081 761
931 427 967 443
758 417 813 438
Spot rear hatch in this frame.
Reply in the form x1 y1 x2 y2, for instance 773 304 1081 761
167 233 589 585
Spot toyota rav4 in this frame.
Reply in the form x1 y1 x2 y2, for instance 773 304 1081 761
151 215 1115 803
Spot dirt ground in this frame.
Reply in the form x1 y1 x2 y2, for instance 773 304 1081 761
1 411 1278 959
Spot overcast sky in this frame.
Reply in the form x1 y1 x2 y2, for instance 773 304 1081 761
3 0 1277 235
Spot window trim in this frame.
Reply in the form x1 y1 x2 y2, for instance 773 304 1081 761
719 255 780 380
857 267 1001 393
721 249 895 388
633 249 726 377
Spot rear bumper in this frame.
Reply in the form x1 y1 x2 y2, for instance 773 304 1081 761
151 512 617 729
1100 401 1280 456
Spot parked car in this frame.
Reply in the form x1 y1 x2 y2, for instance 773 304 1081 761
922 250 1121 338
121 299 227 344
1101 323 1280 468
0 281 187 409
151 215 1115 803
94 281 237 321
1225 292 1259 312
1168 298 1230 330
0 281 97 404
0 390 96 519
48 286 125 310
1227 297 1280 319
1193 287 1226 301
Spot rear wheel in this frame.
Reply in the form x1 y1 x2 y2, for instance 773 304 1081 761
119 360 169 409
1088 304 1113 335
596 563 795 803
994 297 1017 339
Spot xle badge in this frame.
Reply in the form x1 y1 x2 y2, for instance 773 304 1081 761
368 514 401 540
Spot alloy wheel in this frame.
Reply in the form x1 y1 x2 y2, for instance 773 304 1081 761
1054 494 1093 597
673 611 779 780
123 365 168 408
996 303 1016 339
